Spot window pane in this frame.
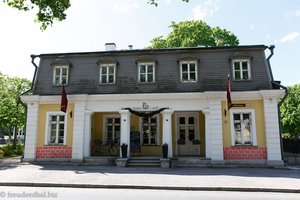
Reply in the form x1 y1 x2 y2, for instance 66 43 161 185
242 62 248 70
140 65 146 73
182 63 188 72
140 74 146 82
150 117 156 124
235 130 242 144
234 114 240 120
182 73 188 81
179 126 185 134
101 75 107 83
234 62 240 70
59 115 64 122
189 133 195 141
115 118 120 124
148 65 153 73
147 74 153 82
179 117 185 124
108 66 114 74
188 117 194 124
107 118 113 124
190 63 195 72
109 75 114 83
51 116 57 122
102 66 107 74
188 126 195 133
190 73 196 81
234 123 241 130
242 71 249 80
235 71 241 79
62 68 67 76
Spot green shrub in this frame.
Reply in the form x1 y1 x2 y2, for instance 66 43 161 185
1 143 24 157
0 149 4 154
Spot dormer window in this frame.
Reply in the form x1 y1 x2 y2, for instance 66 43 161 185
138 62 155 83
232 59 251 80
53 65 69 85
100 64 116 84
180 61 198 82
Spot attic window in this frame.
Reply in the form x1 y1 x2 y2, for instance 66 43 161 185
51 59 71 86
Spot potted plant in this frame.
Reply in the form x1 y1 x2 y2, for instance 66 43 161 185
162 143 168 158
0 150 4 159
121 143 128 158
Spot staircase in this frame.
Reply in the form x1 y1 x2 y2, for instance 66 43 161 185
127 157 161 167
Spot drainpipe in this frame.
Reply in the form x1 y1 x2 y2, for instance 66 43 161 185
266 45 288 162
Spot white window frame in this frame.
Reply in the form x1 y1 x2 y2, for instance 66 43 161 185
53 65 69 85
103 115 121 144
99 64 116 84
180 61 198 83
45 112 67 145
138 62 155 83
139 115 160 145
232 59 251 80
230 109 257 146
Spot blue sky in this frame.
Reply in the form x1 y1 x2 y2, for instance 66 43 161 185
0 0 299 86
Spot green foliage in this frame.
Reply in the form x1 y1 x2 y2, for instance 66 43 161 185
148 20 239 48
0 149 4 155
0 73 31 133
0 143 24 157
3 0 71 30
281 84 300 137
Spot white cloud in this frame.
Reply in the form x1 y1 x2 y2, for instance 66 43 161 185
279 32 299 43
113 0 139 15
164 0 172 5
249 23 266 31
285 9 300 18
190 0 220 20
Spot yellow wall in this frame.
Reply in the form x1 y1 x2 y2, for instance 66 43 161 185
37 104 74 146
222 100 266 147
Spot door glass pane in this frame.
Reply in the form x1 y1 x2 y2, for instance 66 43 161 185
179 117 185 124
107 118 113 124
188 117 194 124
115 118 120 124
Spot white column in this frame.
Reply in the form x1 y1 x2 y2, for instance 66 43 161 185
119 110 131 157
83 111 93 158
72 100 86 161
23 101 39 161
162 109 174 158
203 108 211 159
263 96 283 165
208 99 224 163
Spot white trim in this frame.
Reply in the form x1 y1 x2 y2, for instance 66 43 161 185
53 65 69 85
99 63 116 84
139 114 160 145
138 62 156 83
230 109 257 146
179 61 198 83
45 111 67 145
232 59 251 80
102 114 121 143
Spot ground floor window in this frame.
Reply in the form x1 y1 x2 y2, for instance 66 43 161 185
230 109 257 146
141 116 158 145
46 112 66 145
104 116 120 144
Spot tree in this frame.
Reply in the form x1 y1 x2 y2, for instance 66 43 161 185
0 73 31 146
3 0 71 30
148 20 239 48
281 84 300 138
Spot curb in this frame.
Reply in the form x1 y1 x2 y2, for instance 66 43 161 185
0 182 299 193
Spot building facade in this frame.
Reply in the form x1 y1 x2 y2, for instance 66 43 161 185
21 44 286 166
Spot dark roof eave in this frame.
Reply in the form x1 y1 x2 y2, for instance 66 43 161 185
37 45 268 58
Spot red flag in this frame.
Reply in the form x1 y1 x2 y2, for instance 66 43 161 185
61 85 68 113
227 75 233 110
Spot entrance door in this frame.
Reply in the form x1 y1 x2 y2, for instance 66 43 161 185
176 112 200 156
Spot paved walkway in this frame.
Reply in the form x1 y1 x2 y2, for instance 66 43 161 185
1 157 300 193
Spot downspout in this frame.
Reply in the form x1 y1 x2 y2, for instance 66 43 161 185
266 45 289 162
18 55 39 159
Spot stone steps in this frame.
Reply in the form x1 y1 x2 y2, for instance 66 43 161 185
127 157 161 167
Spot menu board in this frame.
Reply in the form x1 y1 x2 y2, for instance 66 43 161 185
130 132 141 153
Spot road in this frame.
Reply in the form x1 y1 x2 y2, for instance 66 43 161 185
0 187 300 200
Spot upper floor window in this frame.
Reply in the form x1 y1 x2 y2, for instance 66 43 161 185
46 112 66 145
230 109 257 146
180 61 198 82
100 64 116 84
53 65 69 85
138 63 155 83
232 60 251 80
